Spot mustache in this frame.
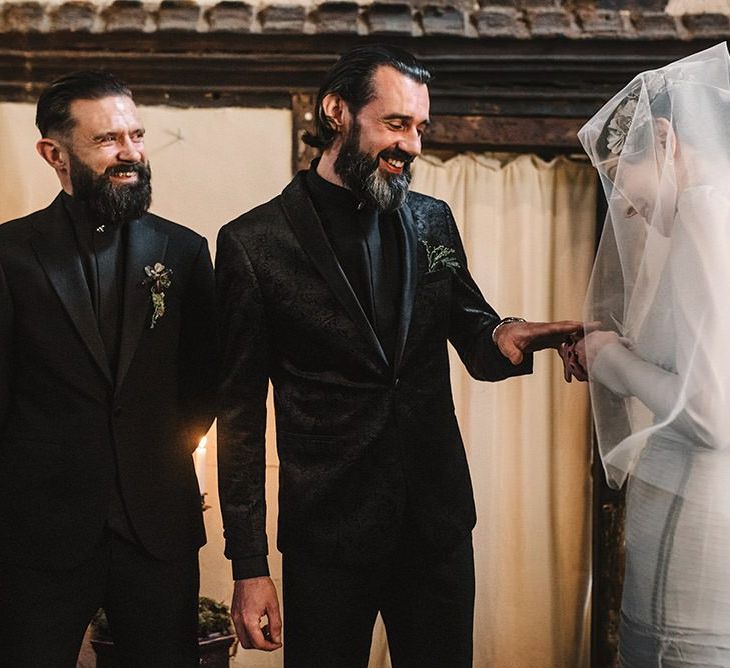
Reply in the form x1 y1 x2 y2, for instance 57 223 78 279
104 163 149 178
378 147 415 165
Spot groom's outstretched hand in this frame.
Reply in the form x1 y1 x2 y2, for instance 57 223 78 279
231 576 283 651
494 319 584 365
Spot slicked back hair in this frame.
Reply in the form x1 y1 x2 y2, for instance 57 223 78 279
302 45 431 151
35 70 132 138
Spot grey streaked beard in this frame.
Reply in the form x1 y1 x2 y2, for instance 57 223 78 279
334 120 412 212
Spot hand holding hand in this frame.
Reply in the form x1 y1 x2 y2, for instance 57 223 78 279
574 329 624 370
494 319 584 365
231 577 282 652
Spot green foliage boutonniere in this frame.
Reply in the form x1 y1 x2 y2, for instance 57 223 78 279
421 240 460 273
143 263 173 329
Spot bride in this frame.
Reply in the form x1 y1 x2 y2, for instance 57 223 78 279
575 44 730 666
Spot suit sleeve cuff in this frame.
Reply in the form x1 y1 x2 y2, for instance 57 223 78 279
492 339 533 378
232 556 270 581
519 351 533 375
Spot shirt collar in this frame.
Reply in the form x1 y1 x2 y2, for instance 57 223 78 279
60 191 92 227
305 158 362 213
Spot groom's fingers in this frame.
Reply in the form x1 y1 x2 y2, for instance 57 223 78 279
493 322 526 364
231 576 283 651
245 617 273 650
231 586 251 648
582 320 603 335
232 615 252 649
496 320 585 364
267 603 283 645
501 338 525 365
560 340 590 382
526 320 584 350
244 615 281 652
558 343 573 382
231 607 254 649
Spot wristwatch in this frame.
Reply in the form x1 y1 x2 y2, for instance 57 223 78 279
491 316 526 344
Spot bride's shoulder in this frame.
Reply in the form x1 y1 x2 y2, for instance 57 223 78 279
677 184 730 222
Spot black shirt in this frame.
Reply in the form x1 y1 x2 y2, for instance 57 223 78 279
62 192 125 377
62 192 137 544
305 165 402 363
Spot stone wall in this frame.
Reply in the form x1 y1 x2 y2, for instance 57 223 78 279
1 0 729 39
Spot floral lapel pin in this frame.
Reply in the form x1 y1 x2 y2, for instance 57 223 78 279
421 240 460 273
142 263 173 329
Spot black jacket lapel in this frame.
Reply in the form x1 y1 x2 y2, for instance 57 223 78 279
31 196 113 385
281 173 389 369
116 217 169 393
393 204 418 376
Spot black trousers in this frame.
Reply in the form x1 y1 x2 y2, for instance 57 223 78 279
0 529 199 668
282 535 475 668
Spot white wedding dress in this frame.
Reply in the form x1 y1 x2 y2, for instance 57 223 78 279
590 186 730 666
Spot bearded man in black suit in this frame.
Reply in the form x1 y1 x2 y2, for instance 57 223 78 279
217 45 580 667
0 71 216 666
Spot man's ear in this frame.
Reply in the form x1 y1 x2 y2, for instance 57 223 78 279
321 93 349 135
36 137 67 173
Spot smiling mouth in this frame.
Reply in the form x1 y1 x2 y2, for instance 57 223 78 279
380 156 407 174
110 170 138 179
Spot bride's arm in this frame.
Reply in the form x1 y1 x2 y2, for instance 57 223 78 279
590 341 677 415
589 186 730 449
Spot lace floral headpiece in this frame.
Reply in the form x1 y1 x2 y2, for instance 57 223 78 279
606 95 639 156
605 71 666 156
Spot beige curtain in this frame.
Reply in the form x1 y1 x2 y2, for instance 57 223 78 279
397 152 596 667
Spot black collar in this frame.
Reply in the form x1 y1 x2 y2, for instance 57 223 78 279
305 159 362 214
60 191 93 228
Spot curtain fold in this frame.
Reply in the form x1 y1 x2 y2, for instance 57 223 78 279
385 152 596 668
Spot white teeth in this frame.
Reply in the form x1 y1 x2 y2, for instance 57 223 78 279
386 159 404 168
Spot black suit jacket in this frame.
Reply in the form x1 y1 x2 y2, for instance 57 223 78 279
0 193 216 570
216 172 532 577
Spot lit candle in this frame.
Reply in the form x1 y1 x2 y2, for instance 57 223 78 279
194 436 207 495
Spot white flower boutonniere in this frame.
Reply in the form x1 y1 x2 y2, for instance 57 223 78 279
421 240 460 273
143 263 173 329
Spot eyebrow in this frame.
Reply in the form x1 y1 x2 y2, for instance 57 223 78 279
91 127 146 141
382 114 431 127
90 132 114 142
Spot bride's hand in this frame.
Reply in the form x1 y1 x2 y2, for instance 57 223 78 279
575 330 622 369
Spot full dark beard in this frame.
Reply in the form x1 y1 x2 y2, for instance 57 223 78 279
69 152 152 224
333 121 412 213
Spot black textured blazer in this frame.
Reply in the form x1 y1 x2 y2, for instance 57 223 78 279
216 171 532 578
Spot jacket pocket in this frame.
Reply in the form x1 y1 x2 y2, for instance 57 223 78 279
421 269 452 285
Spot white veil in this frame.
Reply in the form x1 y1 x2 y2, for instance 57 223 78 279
578 44 730 501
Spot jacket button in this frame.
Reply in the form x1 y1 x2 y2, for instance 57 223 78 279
394 377 401 388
